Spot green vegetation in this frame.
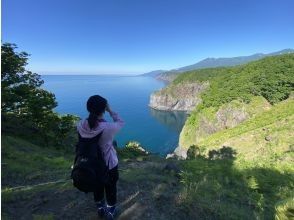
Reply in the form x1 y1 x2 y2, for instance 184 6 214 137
1 43 80 218
178 54 294 149
173 67 230 84
180 113 294 219
201 54 294 107
2 44 293 219
180 96 271 148
180 152 294 219
174 54 294 107
1 134 74 218
168 54 294 219
199 98 294 152
179 99 294 218
3 132 292 219
1 136 72 188
116 141 149 162
1 43 78 149
1 134 179 220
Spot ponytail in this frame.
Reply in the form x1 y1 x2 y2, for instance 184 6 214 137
86 95 107 129
88 112 98 129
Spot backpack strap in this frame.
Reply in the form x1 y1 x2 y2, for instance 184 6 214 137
78 131 103 143
75 131 104 161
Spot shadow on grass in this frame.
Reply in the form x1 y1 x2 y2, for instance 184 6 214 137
180 146 293 219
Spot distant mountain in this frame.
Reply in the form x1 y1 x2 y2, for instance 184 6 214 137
171 49 294 73
141 70 166 77
144 49 294 80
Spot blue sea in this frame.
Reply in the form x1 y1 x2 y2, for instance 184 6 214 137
42 75 187 156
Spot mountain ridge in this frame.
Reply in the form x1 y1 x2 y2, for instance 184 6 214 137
142 48 294 79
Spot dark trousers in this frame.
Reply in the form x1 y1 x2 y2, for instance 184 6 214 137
94 166 119 206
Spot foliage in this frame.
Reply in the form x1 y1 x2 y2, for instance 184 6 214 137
1 43 57 117
173 54 294 107
275 198 294 220
187 145 236 160
186 145 201 159
125 141 148 152
201 54 294 108
173 67 231 84
179 101 294 219
2 113 79 150
54 114 80 148
198 98 294 149
1 43 79 149
116 141 149 160
178 55 294 149
208 146 236 160
176 55 294 219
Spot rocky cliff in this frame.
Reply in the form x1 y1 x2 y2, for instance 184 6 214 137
174 97 272 158
149 82 209 111
155 72 178 82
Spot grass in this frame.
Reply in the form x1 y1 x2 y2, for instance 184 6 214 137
1 135 72 187
198 99 294 160
179 154 294 219
170 54 294 150
120 166 168 183
177 99 294 219
32 214 55 220
2 135 293 219
2 114 293 219
2 180 72 204
179 96 271 149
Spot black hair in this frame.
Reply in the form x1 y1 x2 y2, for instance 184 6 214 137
86 95 107 129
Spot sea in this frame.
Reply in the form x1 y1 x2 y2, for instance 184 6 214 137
42 75 187 156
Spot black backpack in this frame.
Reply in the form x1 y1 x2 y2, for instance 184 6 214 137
71 132 109 193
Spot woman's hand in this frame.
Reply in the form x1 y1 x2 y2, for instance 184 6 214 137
106 103 112 113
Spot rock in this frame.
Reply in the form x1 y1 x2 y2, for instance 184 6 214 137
125 141 149 154
137 146 149 154
156 73 178 82
216 105 249 129
178 97 271 153
166 153 176 159
265 136 272 141
173 146 187 159
149 82 209 111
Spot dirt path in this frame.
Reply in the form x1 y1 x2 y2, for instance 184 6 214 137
2 159 185 220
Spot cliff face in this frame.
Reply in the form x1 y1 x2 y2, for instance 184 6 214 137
149 82 209 111
151 54 294 159
175 97 272 158
155 72 178 82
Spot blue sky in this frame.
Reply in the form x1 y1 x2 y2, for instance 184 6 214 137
2 0 294 74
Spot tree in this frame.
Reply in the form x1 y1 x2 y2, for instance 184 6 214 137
1 43 57 123
1 43 80 149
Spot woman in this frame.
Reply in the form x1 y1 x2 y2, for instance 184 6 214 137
77 95 124 219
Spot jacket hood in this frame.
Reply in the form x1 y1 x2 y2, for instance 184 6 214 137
77 119 105 138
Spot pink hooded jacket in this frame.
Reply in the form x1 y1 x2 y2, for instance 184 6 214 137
77 111 124 170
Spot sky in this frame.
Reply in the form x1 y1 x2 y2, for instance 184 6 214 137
2 0 294 75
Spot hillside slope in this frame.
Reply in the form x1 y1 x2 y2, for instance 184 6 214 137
179 98 294 219
2 133 293 219
175 54 294 154
181 97 294 157
1 136 182 220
